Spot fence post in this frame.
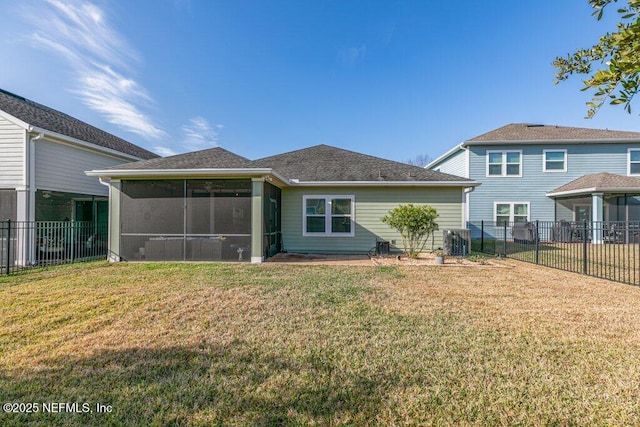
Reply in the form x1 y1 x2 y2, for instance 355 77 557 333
582 220 588 275
480 220 484 253
535 220 540 265
503 221 508 257
5 220 11 275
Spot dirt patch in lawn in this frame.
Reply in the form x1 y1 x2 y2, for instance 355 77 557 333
267 252 506 267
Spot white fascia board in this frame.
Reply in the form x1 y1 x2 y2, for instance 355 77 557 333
85 168 289 183
425 144 464 169
546 187 640 197
463 138 640 147
27 125 146 162
288 180 480 187
0 110 31 129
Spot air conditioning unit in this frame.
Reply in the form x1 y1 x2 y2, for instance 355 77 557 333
443 229 470 256
376 239 390 255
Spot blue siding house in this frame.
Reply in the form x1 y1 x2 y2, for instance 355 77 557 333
428 123 640 240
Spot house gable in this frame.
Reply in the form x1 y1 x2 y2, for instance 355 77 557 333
0 88 158 160
0 114 25 188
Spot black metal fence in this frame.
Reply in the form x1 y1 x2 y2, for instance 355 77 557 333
0 220 108 275
468 220 640 286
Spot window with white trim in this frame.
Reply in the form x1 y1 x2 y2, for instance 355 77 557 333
495 202 529 225
543 149 567 172
629 149 640 175
487 151 522 177
303 195 354 236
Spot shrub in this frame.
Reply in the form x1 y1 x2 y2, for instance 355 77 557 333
381 204 438 258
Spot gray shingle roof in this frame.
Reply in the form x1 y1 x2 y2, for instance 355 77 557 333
103 144 473 183
111 147 251 170
252 144 467 182
0 88 158 159
467 123 640 143
547 172 640 196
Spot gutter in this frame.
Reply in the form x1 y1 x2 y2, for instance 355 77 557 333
85 167 480 188
27 126 147 161
284 180 480 187
546 187 640 198
86 168 290 184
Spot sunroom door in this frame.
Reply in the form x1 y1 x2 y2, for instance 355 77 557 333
574 205 591 223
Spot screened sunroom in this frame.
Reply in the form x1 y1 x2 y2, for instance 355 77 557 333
118 179 281 262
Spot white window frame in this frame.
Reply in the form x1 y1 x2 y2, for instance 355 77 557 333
486 150 522 177
302 195 355 237
543 149 567 173
628 148 640 176
494 201 530 225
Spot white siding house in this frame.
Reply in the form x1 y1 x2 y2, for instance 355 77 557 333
0 88 157 223
0 88 157 265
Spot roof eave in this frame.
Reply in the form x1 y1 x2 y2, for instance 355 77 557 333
425 143 465 169
287 180 480 187
28 126 147 161
464 138 640 147
85 168 290 184
0 109 31 130
546 187 640 197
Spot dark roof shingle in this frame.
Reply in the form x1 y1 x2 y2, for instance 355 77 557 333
111 147 251 170
0 88 158 159
103 144 473 183
467 123 640 143
252 144 469 182
548 172 640 196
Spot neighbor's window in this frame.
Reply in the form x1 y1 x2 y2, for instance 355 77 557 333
543 150 567 172
495 202 529 225
629 149 640 175
303 196 354 236
487 151 522 177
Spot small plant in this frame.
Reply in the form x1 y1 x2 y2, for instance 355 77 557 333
381 204 438 259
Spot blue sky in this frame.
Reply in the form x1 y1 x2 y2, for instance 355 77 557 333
2 0 638 163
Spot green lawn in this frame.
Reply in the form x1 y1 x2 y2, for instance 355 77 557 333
473 238 640 285
1 261 640 425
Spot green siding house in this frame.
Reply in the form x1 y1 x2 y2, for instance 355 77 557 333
87 145 478 263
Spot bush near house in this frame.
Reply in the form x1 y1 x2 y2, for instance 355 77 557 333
382 203 438 258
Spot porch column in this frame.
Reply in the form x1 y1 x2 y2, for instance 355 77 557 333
108 180 121 262
592 192 604 244
15 189 30 266
251 178 264 263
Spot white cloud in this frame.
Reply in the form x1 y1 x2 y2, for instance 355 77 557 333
153 146 179 157
337 45 367 67
22 0 165 139
180 116 222 151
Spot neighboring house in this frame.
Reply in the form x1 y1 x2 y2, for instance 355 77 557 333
0 88 157 263
0 88 157 223
427 123 640 239
87 144 479 263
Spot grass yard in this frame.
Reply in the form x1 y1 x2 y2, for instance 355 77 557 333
1 261 640 425
473 238 640 285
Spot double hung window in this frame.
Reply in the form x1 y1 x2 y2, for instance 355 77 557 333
495 202 529 226
543 150 567 172
629 149 640 175
303 196 354 236
487 151 522 177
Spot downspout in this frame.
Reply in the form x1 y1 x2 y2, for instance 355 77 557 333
463 186 475 228
27 132 44 221
97 176 115 261
98 177 110 188
26 132 44 265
